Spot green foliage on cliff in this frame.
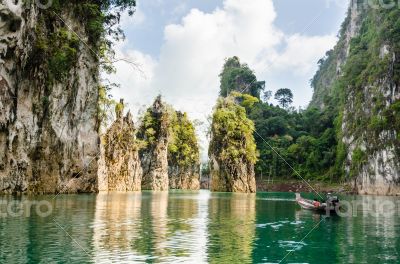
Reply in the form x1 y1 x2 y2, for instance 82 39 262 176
308 1 400 181
338 2 400 163
137 96 171 148
139 109 162 147
27 0 136 129
32 22 80 81
30 0 136 81
48 28 80 79
209 94 258 166
168 112 200 167
138 97 200 170
48 0 136 43
230 91 260 109
218 57 341 181
219 56 265 99
388 100 400 140
349 147 367 179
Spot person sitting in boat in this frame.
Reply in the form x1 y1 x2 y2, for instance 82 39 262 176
312 199 321 207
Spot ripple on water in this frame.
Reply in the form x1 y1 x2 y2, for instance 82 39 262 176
278 240 307 252
256 220 304 231
0 191 399 263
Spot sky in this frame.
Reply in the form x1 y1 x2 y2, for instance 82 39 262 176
106 0 349 159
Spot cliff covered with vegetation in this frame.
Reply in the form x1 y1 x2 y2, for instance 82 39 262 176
217 1 399 195
98 111 143 191
310 0 400 195
138 96 171 191
209 93 258 193
0 0 135 194
137 96 200 191
217 56 340 185
168 111 200 190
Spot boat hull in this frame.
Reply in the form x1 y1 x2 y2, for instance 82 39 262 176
295 193 339 214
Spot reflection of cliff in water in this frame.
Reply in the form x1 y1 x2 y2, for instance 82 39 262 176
164 191 209 262
129 191 169 261
0 195 95 263
207 193 256 263
92 192 142 261
151 192 169 258
131 191 209 262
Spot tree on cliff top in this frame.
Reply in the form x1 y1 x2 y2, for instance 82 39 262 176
137 95 171 147
219 56 265 99
274 88 293 108
209 93 258 167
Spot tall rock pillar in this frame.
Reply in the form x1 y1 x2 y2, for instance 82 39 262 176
138 96 170 191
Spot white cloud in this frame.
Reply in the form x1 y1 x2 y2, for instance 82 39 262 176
105 41 156 119
271 34 337 76
106 0 338 160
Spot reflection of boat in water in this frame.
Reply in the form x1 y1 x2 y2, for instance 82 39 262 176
295 193 339 213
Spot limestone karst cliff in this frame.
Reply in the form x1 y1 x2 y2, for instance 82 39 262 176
209 94 257 193
310 1 363 109
98 111 142 192
0 1 101 193
138 96 170 191
311 0 400 195
168 111 200 190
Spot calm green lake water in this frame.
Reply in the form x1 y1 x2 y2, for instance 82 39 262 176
0 191 399 263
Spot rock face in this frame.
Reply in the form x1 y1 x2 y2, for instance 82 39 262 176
342 50 400 194
310 0 363 109
168 165 200 190
168 111 200 190
0 1 99 193
98 112 142 191
209 156 256 193
138 96 170 191
209 95 257 193
310 0 400 195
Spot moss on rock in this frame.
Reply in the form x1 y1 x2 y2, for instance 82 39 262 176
209 93 258 193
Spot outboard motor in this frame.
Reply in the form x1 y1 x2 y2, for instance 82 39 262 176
327 193 339 207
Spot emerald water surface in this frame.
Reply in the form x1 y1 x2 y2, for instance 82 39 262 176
0 191 399 263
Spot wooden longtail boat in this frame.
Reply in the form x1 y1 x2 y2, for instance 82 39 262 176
295 193 339 213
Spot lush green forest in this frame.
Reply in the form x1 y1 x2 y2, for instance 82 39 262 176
218 57 341 182
218 2 400 183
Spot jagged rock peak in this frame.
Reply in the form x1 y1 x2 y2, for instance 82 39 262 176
98 111 142 192
138 96 171 191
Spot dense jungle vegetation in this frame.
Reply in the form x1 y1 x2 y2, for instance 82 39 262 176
218 57 340 181
218 2 400 182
